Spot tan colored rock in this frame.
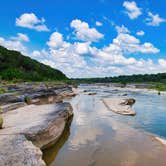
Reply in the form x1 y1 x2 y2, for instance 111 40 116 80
0 135 45 166
0 102 73 166
102 98 136 116
0 102 27 113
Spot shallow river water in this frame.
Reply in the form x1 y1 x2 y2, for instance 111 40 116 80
43 85 166 166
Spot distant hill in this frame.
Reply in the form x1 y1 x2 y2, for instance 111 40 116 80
74 73 166 84
0 46 67 81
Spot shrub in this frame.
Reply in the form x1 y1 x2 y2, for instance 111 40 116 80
0 116 3 129
24 96 31 104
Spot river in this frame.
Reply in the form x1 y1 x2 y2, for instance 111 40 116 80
43 84 166 166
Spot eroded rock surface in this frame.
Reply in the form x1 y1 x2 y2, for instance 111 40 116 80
102 98 136 116
0 102 73 166
0 83 75 112
0 135 45 166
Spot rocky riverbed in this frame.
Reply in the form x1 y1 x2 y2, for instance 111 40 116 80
43 85 166 166
0 83 75 166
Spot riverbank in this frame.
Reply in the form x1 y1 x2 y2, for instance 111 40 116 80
80 83 166 94
110 85 166 94
0 83 75 166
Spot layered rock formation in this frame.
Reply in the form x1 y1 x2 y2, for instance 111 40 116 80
0 83 75 112
0 102 73 166
0 83 75 166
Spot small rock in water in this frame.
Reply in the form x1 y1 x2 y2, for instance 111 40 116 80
122 93 128 96
120 98 135 106
88 92 97 95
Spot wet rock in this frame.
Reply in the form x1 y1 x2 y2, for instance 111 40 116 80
102 98 136 116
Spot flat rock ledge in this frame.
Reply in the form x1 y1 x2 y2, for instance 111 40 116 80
0 83 75 113
0 102 73 166
102 98 136 116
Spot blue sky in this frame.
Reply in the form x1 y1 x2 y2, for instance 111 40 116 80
0 0 166 78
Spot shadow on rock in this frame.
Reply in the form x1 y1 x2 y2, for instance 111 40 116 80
42 116 73 166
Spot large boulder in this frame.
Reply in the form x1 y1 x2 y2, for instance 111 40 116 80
0 102 73 165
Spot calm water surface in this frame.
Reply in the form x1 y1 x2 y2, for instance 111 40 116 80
43 85 166 166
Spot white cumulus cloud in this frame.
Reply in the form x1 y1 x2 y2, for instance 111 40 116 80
112 29 159 54
11 33 29 42
16 13 49 31
0 35 27 54
74 42 90 55
136 30 145 36
70 19 104 42
47 32 69 48
115 25 130 34
123 1 142 19
38 24 161 77
32 50 41 57
158 59 166 68
146 12 166 26
96 21 103 26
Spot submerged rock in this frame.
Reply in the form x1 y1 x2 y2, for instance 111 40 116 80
102 98 136 116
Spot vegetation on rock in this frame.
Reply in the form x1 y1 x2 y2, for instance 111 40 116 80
0 116 3 129
24 96 31 104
